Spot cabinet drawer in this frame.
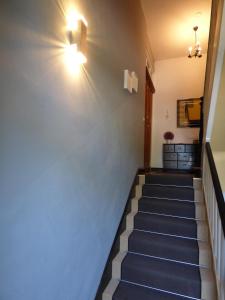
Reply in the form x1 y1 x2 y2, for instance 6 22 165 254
185 144 196 153
163 153 177 161
178 153 195 162
163 144 175 152
178 161 193 170
163 161 177 169
175 144 185 152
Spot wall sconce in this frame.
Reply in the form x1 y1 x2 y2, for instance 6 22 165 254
66 12 88 65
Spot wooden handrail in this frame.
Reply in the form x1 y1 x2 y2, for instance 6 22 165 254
205 142 225 236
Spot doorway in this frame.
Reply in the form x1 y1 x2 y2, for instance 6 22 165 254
144 68 155 170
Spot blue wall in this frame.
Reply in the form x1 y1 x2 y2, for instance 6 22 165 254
0 0 147 299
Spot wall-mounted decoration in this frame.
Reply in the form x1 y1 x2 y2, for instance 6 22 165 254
124 70 133 93
124 70 139 94
177 98 201 128
131 72 138 93
163 131 174 144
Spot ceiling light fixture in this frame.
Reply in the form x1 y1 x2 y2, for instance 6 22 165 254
188 26 202 58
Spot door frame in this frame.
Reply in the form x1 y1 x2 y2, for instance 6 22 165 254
144 67 155 170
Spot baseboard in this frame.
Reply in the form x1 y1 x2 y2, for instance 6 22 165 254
94 168 144 300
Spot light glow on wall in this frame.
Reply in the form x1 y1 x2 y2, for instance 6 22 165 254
65 10 88 75
64 44 86 75
66 11 88 30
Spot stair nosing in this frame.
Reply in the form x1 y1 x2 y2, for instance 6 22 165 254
120 279 201 300
127 250 209 269
137 210 199 221
144 183 194 189
138 210 200 221
141 195 197 203
140 196 201 205
133 228 206 242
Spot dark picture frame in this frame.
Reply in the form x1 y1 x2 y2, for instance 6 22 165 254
177 98 201 128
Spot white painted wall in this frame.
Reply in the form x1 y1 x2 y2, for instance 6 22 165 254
206 3 225 142
151 56 207 168
211 53 225 150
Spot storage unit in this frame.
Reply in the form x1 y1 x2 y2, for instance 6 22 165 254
163 143 200 170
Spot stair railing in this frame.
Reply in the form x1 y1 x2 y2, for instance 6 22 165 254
203 142 225 300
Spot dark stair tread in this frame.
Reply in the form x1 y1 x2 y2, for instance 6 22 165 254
121 253 201 298
134 212 197 238
129 230 199 264
139 197 196 219
146 172 193 187
113 281 189 300
142 184 194 201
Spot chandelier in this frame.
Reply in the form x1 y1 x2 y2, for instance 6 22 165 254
188 26 202 58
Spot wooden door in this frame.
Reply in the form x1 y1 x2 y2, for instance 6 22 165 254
144 68 155 170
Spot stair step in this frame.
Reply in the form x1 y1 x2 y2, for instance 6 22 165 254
142 184 194 201
112 251 215 300
133 197 206 220
145 172 193 187
121 252 201 299
133 212 198 239
120 229 212 267
103 173 215 300
113 280 189 300
128 230 199 265
139 197 196 219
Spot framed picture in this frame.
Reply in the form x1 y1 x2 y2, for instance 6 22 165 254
177 98 201 128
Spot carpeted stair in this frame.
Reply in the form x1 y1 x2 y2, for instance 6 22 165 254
103 172 216 300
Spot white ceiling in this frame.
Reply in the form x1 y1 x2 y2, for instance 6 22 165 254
141 0 212 61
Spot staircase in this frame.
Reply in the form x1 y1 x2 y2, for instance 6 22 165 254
103 172 216 300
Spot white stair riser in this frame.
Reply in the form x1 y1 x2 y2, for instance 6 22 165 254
199 242 213 268
195 189 204 202
102 279 119 300
126 213 135 230
201 268 217 300
135 185 142 198
197 222 209 241
193 178 202 190
120 230 131 252
112 252 126 279
138 174 145 185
